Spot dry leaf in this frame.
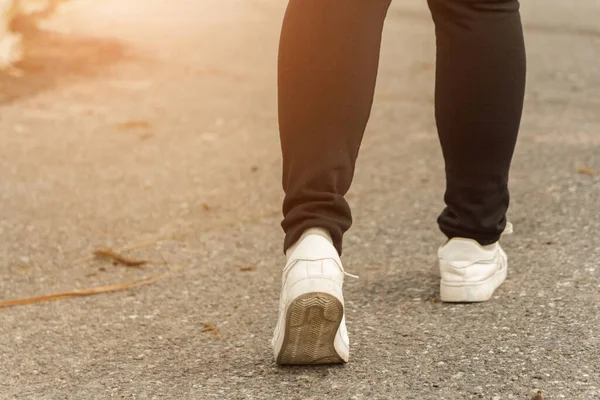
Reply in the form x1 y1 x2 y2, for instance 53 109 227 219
117 120 150 130
202 203 211 211
240 266 256 272
531 391 544 400
0 273 169 308
71 238 169 267
577 166 594 176
93 248 147 267
202 323 219 335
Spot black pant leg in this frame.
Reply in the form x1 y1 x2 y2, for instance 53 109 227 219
427 0 526 244
278 0 392 254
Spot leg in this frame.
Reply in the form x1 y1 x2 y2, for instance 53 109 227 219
274 0 390 365
278 0 391 255
427 0 526 244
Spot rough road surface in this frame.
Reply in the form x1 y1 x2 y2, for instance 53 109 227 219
1 1 599 399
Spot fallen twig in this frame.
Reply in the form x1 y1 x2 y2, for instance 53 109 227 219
578 166 594 176
93 248 147 267
0 273 169 308
70 238 171 267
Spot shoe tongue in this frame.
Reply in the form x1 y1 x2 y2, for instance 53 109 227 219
439 238 497 263
285 233 340 265
285 228 333 259
300 228 333 244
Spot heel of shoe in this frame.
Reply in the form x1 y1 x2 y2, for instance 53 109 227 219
277 292 344 365
440 267 507 303
440 282 493 302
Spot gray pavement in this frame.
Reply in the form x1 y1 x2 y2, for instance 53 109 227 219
0 1 599 399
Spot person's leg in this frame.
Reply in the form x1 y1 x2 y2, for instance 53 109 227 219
278 0 392 256
427 0 526 244
428 0 526 302
274 0 391 365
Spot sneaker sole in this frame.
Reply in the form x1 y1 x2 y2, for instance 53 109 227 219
440 265 507 303
277 292 345 365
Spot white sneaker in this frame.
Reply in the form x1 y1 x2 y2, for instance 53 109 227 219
272 228 355 365
438 223 513 303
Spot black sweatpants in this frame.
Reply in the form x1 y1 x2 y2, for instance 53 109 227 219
278 0 526 255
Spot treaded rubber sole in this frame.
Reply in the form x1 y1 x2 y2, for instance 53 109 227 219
277 292 344 365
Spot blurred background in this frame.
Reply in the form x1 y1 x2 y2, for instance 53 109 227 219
1 1 599 398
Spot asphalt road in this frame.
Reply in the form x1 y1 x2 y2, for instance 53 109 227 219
0 1 599 399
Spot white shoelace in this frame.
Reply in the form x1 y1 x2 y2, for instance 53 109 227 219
343 269 359 279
